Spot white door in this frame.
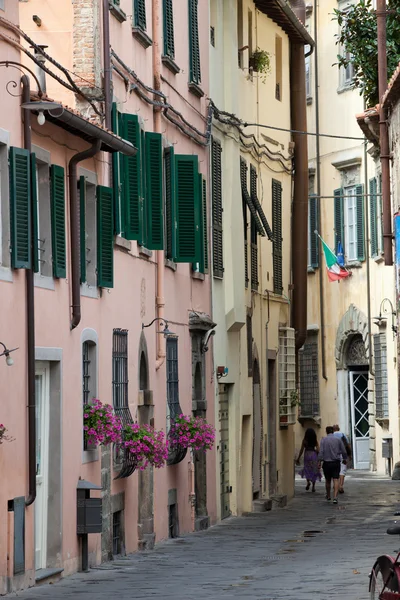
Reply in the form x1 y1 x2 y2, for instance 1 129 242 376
350 371 370 470
35 362 50 571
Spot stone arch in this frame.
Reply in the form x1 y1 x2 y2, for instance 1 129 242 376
335 304 369 369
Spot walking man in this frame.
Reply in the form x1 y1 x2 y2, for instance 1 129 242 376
318 426 347 504
333 424 352 494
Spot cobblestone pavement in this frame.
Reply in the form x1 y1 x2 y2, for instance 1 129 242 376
11 472 400 600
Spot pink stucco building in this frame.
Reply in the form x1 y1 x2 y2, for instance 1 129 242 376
0 0 215 593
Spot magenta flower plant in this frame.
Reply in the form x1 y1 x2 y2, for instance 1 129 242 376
169 414 215 452
83 399 123 446
123 423 168 470
0 424 14 445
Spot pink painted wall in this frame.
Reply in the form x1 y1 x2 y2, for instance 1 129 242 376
1 0 215 592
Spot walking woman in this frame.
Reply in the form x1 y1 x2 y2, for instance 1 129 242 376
296 428 321 492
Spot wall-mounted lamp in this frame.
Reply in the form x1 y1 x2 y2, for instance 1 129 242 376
32 15 42 27
142 318 175 338
216 366 228 380
373 298 398 338
21 100 64 127
0 342 18 367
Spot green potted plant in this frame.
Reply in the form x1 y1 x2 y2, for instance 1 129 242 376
249 47 271 83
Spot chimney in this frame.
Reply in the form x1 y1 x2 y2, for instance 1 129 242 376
289 0 306 25
31 45 48 94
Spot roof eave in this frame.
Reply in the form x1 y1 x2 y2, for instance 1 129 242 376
254 0 314 46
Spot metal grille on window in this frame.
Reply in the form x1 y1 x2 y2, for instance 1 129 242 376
279 327 296 424
374 333 389 419
250 217 258 291
113 329 128 409
299 335 320 417
211 138 223 278
82 342 91 450
112 511 122 556
166 337 187 465
272 180 283 294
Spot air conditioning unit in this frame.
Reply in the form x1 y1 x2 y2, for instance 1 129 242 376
279 327 296 425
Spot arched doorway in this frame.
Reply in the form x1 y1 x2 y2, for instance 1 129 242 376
252 359 262 499
345 334 369 469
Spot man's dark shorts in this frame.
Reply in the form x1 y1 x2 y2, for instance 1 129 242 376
322 460 341 480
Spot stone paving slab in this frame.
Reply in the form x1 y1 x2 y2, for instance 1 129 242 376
10 472 400 600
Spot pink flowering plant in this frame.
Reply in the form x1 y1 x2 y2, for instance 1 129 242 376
123 423 168 470
0 424 14 444
169 414 215 452
83 399 123 446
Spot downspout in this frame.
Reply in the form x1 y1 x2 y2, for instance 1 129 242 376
377 0 393 266
363 131 372 377
22 75 36 507
290 44 309 351
313 1 327 380
152 0 166 370
69 140 102 330
102 0 112 130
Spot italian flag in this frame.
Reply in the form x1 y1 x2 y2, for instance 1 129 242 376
321 238 350 282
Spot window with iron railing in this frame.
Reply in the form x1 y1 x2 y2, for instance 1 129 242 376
166 337 180 420
112 329 129 409
82 339 97 451
299 334 320 417
374 333 388 419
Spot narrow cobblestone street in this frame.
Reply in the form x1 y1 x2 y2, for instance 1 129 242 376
10 473 400 600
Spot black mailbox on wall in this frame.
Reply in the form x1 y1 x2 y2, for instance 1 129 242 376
77 480 102 535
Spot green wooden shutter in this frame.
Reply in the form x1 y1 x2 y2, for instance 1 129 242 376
334 188 344 254
31 153 39 273
174 154 200 263
212 138 223 277
250 166 259 290
202 178 208 273
356 183 365 261
241 159 248 288
272 179 282 294
188 0 201 84
309 193 319 268
97 185 114 288
122 113 143 242
50 164 66 278
164 146 176 260
134 0 146 30
79 176 86 283
369 177 378 257
145 132 164 250
163 0 175 58
9 147 31 269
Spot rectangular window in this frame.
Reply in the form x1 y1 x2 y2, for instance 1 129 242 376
305 52 311 100
345 186 357 261
275 35 282 101
82 339 97 450
80 176 97 287
272 179 283 294
34 160 52 277
308 194 319 268
247 10 253 70
370 176 383 257
188 0 201 85
211 138 223 278
166 337 179 419
112 329 128 409
112 511 122 555
237 0 243 68
163 0 175 59
334 185 364 263
374 333 388 419
338 8 355 89
134 0 146 30
299 333 320 417
279 327 296 424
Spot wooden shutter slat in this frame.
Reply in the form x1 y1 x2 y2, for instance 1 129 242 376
145 132 164 250
122 113 143 241
134 0 147 30
79 176 86 283
272 179 282 294
163 0 175 58
251 216 258 290
9 147 31 269
241 159 264 237
188 0 201 84
241 159 248 287
356 183 365 261
250 164 273 240
31 153 39 273
174 154 200 263
369 178 378 257
50 164 66 278
97 185 114 288
309 193 319 268
334 188 344 254
202 178 208 273
211 138 223 277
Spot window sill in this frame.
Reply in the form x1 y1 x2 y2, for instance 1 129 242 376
109 2 127 22
376 417 389 427
307 266 316 274
138 245 152 258
132 27 152 49
0 266 13 282
82 448 99 464
188 82 205 98
81 283 99 299
373 254 384 264
345 261 362 269
162 55 180 75
34 274 55 290
192 271 205 281
307 96 313 105
115 235 132 252
165 258 177 271
337 83 355 95
298 415 321 426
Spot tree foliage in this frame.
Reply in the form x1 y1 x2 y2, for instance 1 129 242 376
333 0 400 107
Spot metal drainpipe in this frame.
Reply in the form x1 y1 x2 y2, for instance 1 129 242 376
313 0 327 380
377 0 393 266
103 0 112 130
69 140 102 330
22 75 36 507
152 0 166 370
290 44 309 351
